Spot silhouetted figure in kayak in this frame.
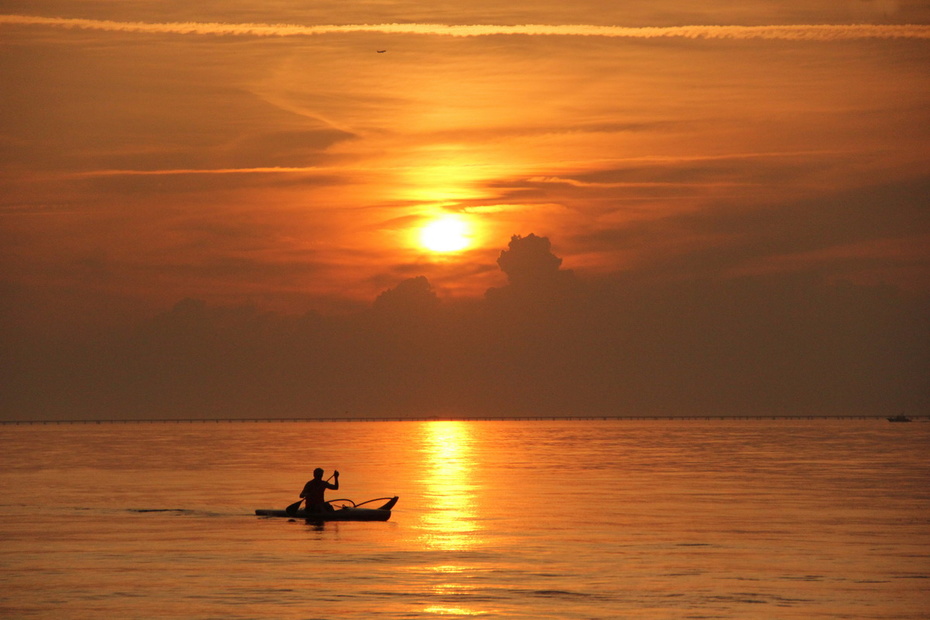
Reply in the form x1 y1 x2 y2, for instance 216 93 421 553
300 468 339 512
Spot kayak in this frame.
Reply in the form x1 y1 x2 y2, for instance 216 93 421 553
256 496 398 521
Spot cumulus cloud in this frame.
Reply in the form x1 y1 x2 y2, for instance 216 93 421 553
372 275 440 315
497 234 565 286
7 233 925 421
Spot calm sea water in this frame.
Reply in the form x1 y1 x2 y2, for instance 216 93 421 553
0 419 927 619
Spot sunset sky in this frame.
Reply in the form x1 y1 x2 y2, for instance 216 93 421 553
2 2 929 420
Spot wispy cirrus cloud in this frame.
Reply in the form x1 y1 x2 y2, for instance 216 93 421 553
2 14 930 40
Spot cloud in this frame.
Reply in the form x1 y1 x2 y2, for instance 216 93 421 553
496 234 565 286
5 233 926 420
3 15 930 41
372 275 439 315
568 174 930 290
72 166 328 177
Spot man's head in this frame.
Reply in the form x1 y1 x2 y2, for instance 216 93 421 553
313 467 324 479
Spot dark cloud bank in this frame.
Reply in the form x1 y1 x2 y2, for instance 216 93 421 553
3 234 928 420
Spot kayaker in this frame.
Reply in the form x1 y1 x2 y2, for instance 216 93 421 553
300 468 339 512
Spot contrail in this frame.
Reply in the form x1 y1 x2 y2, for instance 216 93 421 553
2 14 930 40
74 167 326 177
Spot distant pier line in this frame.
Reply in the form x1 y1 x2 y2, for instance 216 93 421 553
1 415 920 425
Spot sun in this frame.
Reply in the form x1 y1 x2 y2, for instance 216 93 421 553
419 215 472 253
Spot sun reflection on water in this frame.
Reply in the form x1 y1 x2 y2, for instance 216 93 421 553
423 605 485 616
417 420 482 551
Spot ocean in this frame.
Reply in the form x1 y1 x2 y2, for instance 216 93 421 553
0 418 927 619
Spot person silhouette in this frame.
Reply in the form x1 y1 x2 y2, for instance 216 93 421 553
300 468 339 512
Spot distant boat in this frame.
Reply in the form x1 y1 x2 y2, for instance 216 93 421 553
887 415 912 423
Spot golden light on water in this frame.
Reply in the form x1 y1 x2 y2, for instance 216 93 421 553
417 420 481 550
423 605 484 616
414 421 487 617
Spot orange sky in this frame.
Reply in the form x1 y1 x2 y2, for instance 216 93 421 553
1 2 929 419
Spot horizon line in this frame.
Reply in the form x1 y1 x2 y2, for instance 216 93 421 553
3 15 930 41
0 415 915 425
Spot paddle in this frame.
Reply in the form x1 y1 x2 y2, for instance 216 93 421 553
285 472 337 516
284 498 304 515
